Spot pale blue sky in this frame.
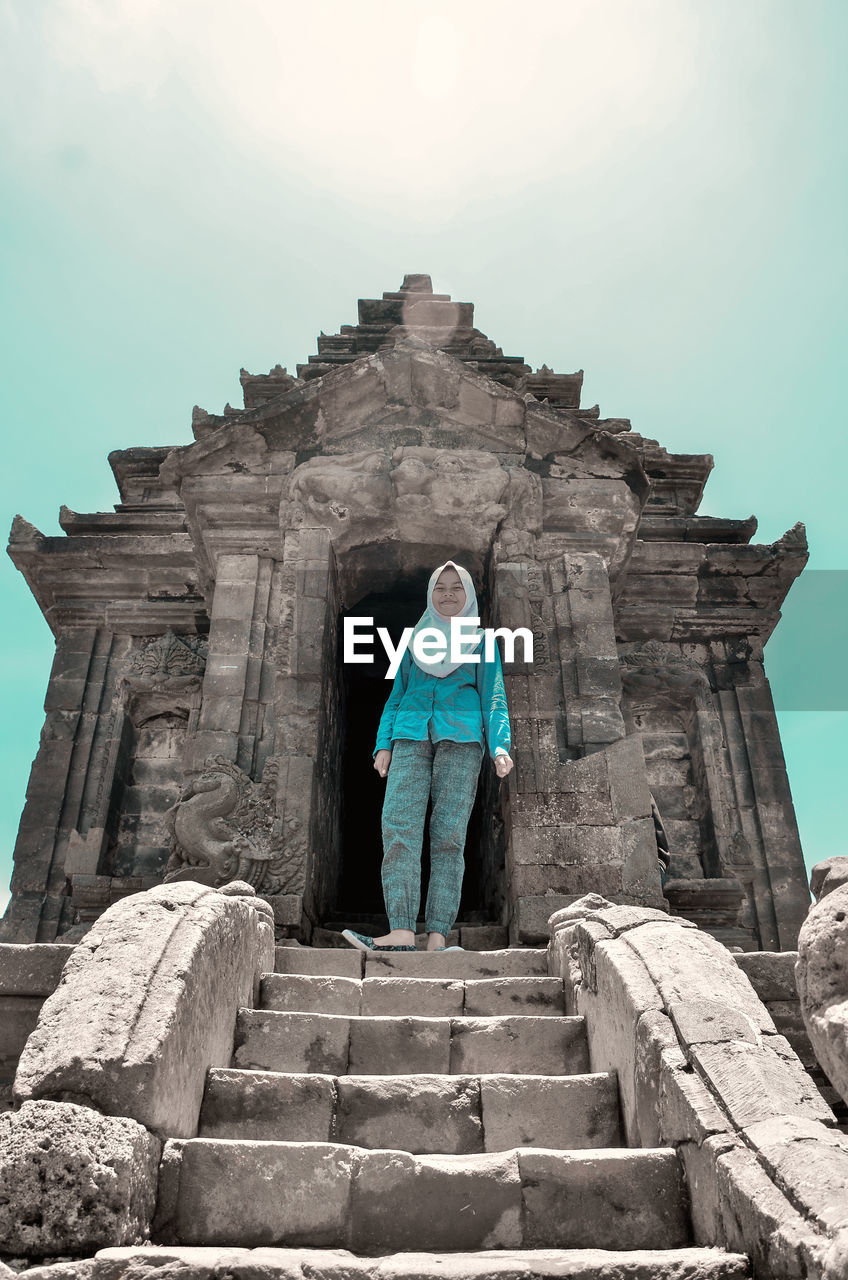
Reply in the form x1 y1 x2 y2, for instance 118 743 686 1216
1 0 846 914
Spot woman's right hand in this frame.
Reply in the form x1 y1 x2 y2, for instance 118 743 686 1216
374 750 392 778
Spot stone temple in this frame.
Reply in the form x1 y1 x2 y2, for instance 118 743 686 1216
1 274 811 950
2 277 847 1280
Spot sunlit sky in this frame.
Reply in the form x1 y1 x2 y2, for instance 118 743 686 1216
1 0 846 915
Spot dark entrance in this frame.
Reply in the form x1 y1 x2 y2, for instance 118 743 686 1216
333 576 501 929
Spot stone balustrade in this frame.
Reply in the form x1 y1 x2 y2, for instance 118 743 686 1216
547 894 848 1280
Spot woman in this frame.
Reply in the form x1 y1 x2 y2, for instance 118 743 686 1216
342 561 513 954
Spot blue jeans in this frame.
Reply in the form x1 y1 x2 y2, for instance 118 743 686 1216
381 738 483 936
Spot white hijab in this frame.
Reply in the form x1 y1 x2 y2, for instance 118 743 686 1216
410 560 483 678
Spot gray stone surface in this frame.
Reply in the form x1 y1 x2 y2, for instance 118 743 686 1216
797 880 848 1107
158 1138 355 1247
274 948 364 978
463 977 564 1017
449 1016 589 1076
349 1148 523 1253
480 1073 621 1151
360 977 464 1017
348 1015 451 1075
734 951 799 1003
0 995 44 1058
199 1069 335 1141
519 1148 690 1251
336 1075 481 1154
14 883 274 1138
233 1010 351 1075
0 1100 160 1256
0 944 75 995
810 856 848 901
550 897 846 1277
364 950 549 980
61 1246 754 1280
260 973 361 1015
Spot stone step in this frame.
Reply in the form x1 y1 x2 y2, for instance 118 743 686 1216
199 1068 621 1152
90 1245 752 1279
156 1140 692 1254
260 973 565 1018
232 1011 589 1077
314 922 511 951
274 947 550 980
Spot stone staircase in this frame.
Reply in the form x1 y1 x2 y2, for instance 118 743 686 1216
149 946 751 1277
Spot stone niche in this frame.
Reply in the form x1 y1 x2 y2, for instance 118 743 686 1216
1 276 812 950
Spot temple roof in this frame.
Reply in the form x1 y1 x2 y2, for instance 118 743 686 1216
240 274 585 411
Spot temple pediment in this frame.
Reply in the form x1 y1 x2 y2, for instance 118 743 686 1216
161 340 644 487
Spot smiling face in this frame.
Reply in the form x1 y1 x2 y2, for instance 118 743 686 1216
431 566 467 617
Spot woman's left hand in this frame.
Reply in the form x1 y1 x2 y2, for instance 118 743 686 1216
494 753 514 778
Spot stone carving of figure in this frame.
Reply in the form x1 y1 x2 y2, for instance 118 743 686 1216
163 756 298 894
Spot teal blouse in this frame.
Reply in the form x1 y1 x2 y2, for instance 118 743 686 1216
374 645 511 760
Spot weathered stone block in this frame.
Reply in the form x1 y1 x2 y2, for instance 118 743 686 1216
348 1015 451 1075
14 883 274 1139
336 1075 482 1154
350 1148 522 1253
620 921 775 1033
688 1036 833 1129
260 974 361 1016
513 895 582 945
796 881 848 1107
274 947 364 978
606 735 652 821
449 1016 588 1076
576 938 663 1144
0 995 43 1058
669 1000 761 1048
658 1051 732 1148
363 949 548 979
463 977 564 1018
741 1115 848 1238
480 1072 620 1151
265 895 302 927
360 977 464 1018
459 925 509 951
233 1010 350 1075
0 1100 160 1257
198 1069 335 1142
711 1137 824 1279
518 1148 690 1250
160 1138 355 1247
0 944 75 996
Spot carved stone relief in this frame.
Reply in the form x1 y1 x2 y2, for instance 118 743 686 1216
127 630 208 679
163 755 303 894
288 447 509 557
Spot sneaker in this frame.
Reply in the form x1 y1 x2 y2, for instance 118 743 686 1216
434 945 464 951
341 929 416 953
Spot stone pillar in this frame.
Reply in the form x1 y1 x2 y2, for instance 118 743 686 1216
495 554 663 943
718 665 810 950
189 554 273 771
273 528 342 937
1 628 113 943
554 553 627 751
